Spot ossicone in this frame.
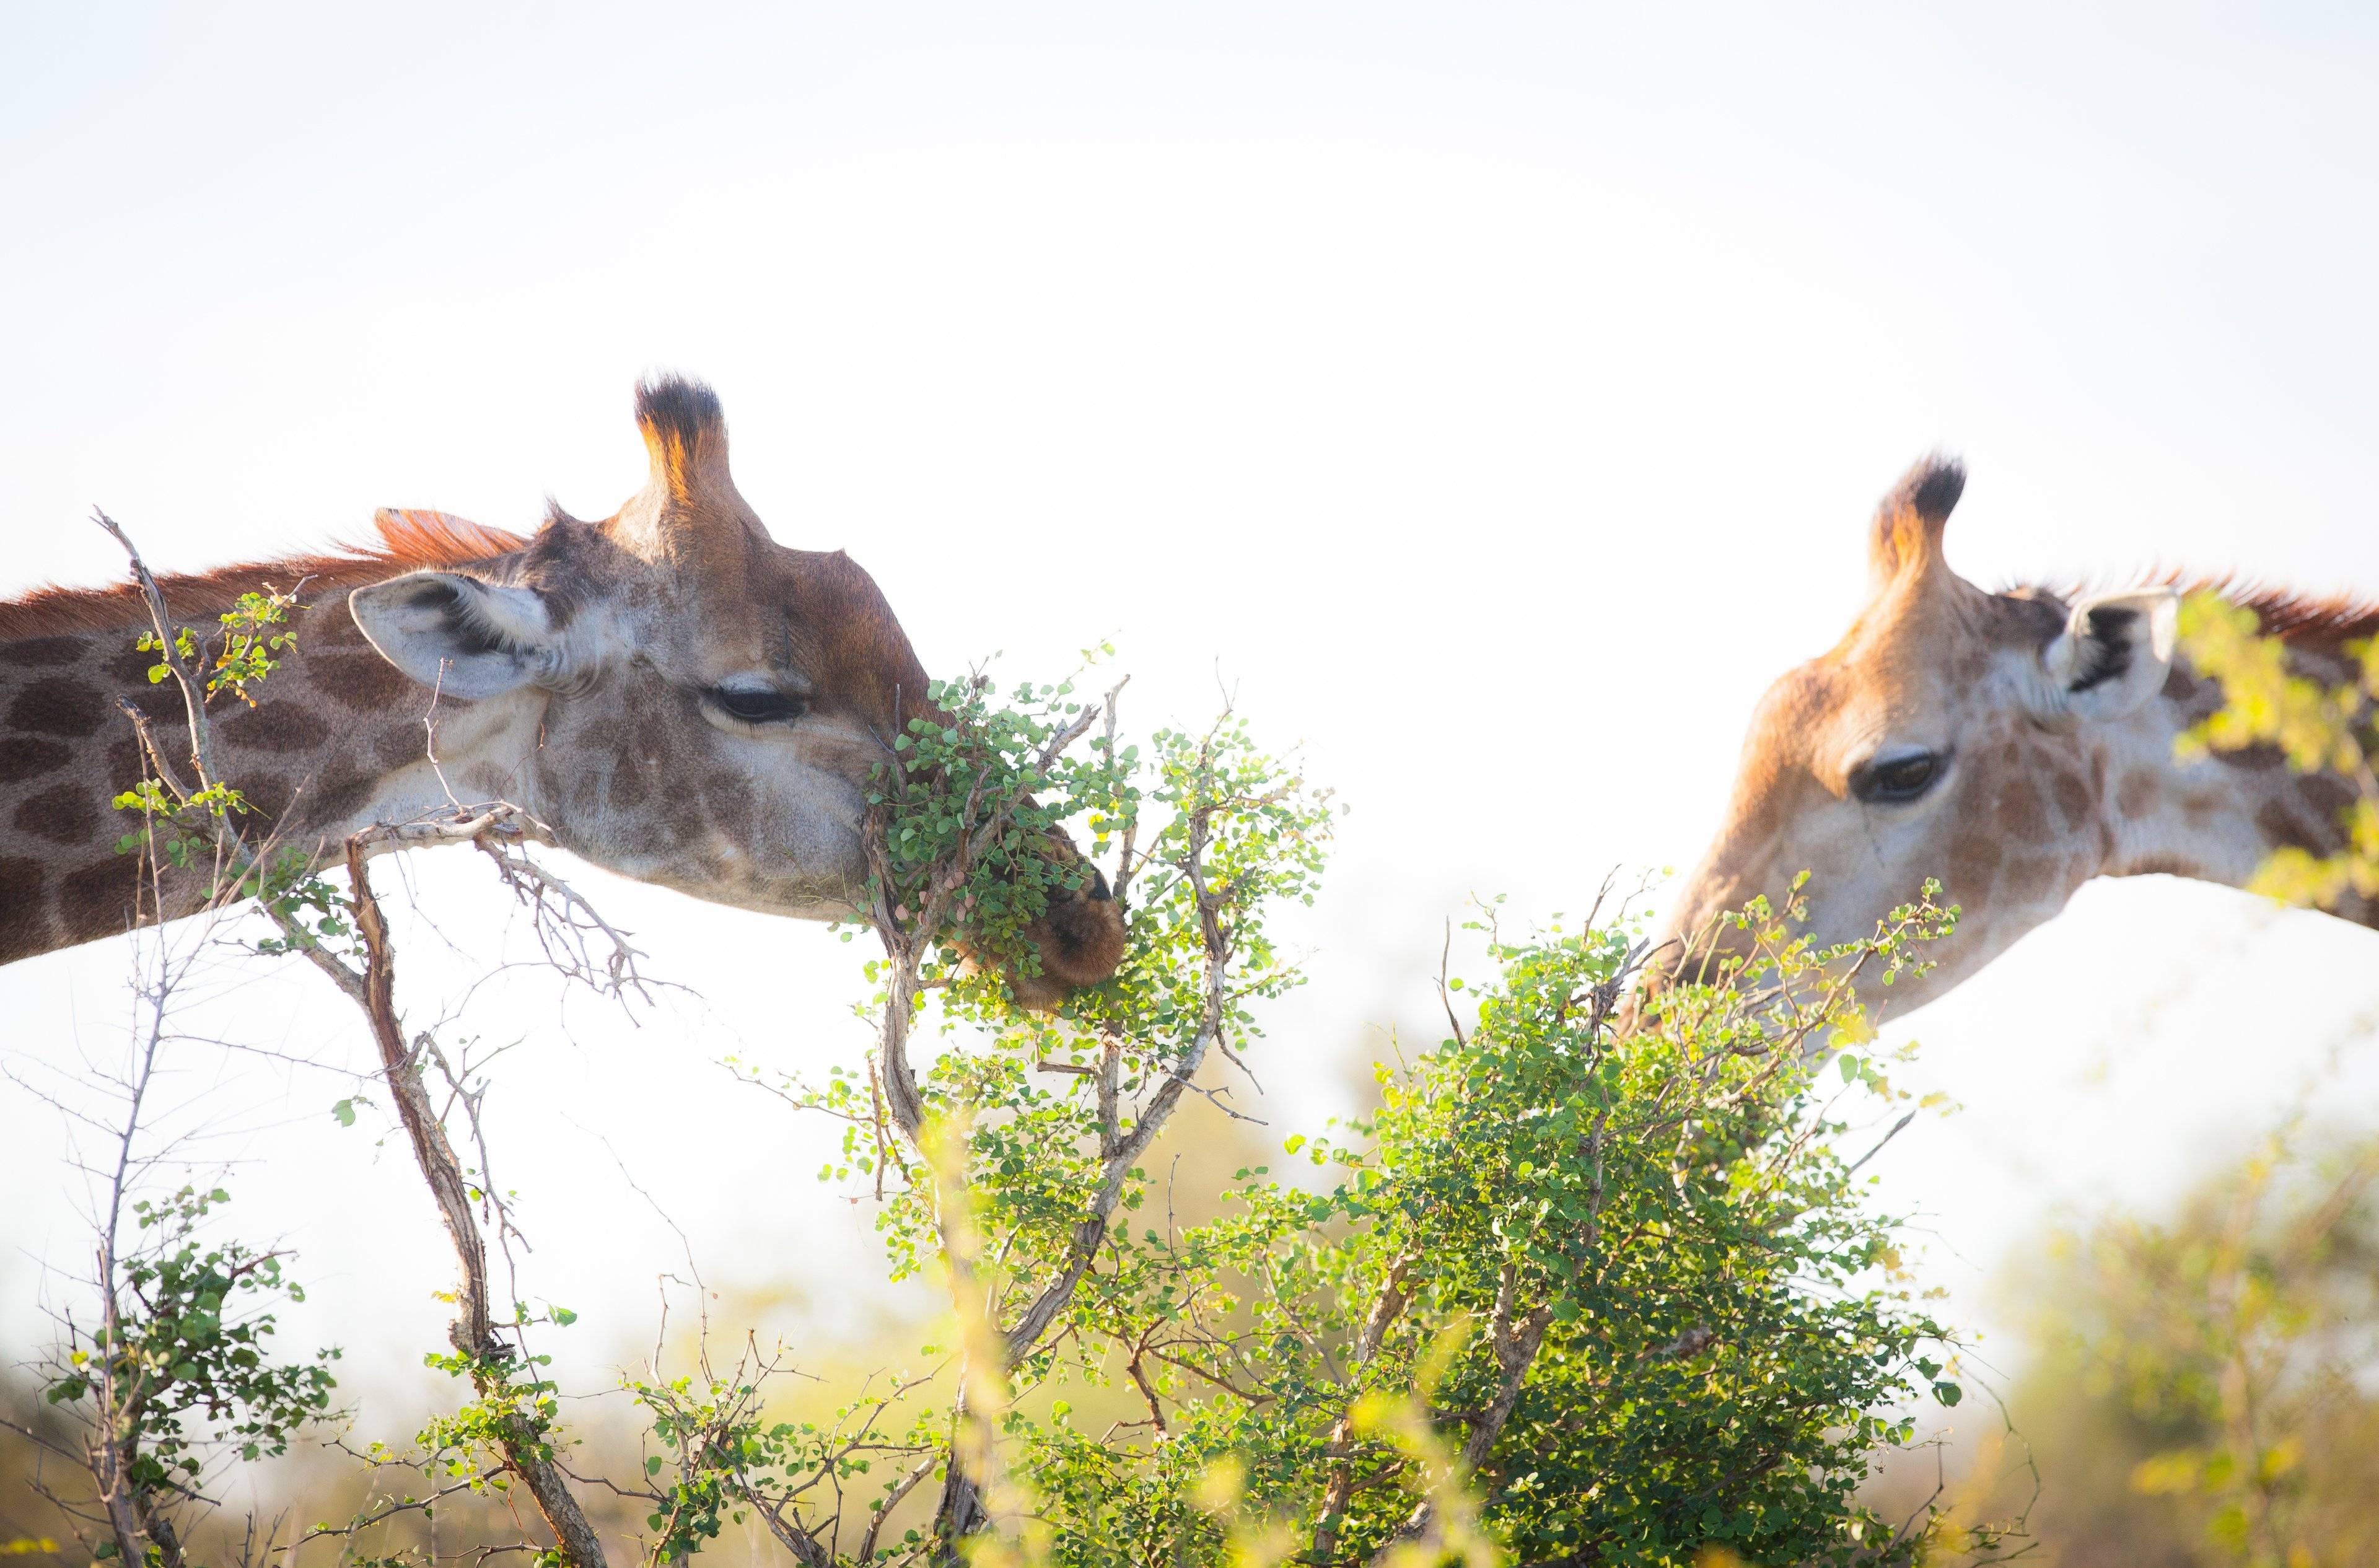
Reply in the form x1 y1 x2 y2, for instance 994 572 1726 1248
634 374 733 499
1867 452 1966 588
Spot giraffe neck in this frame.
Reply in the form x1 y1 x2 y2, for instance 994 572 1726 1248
1 561 546 964
2097 654 2379 930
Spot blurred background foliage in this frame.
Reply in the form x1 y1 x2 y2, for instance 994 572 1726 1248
1934 1120 2379 1568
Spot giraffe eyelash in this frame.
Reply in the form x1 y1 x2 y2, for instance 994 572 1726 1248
703 684 809 727
1850 748 1949 805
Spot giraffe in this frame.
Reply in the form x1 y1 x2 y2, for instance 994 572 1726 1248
1655 454 2377 1017
0 377 1124 1004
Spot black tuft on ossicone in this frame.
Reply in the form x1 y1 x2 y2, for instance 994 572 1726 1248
634 375 725 447
1885 453 1966 527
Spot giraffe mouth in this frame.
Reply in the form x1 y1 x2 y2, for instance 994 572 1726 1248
1003 872 1127 1010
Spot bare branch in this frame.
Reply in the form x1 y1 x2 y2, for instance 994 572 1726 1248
342 839 608 1568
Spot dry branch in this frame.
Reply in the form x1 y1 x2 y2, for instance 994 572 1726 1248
94 513 611 1568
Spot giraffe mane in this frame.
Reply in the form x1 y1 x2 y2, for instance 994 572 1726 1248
0 510 533 642
2020 571 2379 648
2172 572 2379 644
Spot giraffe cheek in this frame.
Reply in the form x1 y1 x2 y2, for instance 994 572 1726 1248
1994 772 2051 843
605 750 655 810
1942 833 2005 908
2001 854 2062 906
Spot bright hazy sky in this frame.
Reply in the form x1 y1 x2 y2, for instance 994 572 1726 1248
6 2 2379 1437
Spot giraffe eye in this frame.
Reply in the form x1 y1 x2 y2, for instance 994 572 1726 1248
707 685 808 725
1852 750 1945 804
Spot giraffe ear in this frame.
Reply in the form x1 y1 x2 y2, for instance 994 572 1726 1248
349 571 563 699
2036 587 2178 721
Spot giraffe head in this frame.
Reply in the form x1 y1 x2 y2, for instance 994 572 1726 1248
346 377 1125 1002
1655 456 2179 1015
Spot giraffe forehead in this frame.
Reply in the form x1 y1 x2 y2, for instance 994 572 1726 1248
1805 585 2064 743
631 550 868 667
557 542 924 737
1745 658 1920 773
1835 563 2064 674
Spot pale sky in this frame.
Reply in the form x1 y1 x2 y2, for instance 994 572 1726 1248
6 1 2379 1450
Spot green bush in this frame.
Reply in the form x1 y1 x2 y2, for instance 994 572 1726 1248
26 608 1996 1567
747 667 1989 1566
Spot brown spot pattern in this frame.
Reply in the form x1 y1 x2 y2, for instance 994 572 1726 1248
2003 855 2061 903
104 644 163 685
308 611 372 649
309 652 418 713
13 784 99 846
372 722 429 771
2051 768 2093 828
0 735 71 784
2302 773 2357 820
12 636 89 666
1996 773 2050 837
1944 830 2005 906
298 770 379 830
2116 769 2158 818
103 738 144 789
608 749 652 809
58 857 140 944
2216 743 2287 773
219 699 329 755
240 773 294 826
121 681 184 723
0 856 46 960
2258 798 2337 854
7 678 110 738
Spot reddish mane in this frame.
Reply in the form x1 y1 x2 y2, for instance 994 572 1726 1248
2025 571 2379 648
2183 574 2379 645
0 510 530 642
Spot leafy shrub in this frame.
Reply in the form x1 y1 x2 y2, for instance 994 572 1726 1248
25 563 1995 1566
